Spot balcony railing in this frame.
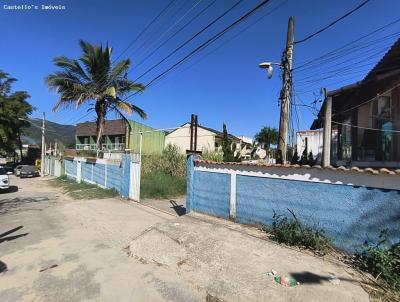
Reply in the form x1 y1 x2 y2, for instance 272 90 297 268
102 143 125 151
76 143 125 151
76 144 97 151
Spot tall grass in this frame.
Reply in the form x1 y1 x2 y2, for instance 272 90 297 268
140 144 186 198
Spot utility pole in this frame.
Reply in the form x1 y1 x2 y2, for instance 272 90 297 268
41 112 46 176
54 140 58 157
277 16 294 164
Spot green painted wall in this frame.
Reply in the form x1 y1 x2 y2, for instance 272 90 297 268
127 121 165 154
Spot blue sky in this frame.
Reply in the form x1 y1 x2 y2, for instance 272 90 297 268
1 0 399 138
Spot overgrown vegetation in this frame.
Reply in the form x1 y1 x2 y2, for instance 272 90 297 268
357 230 400 293
264 209 331 255
142 144 186 178
141 144 186 198
202 150 223 162
48 176 119 200
141 171 186 199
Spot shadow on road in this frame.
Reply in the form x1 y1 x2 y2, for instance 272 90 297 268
169 200 186 216
0 225 28 244
0 260 7 273
0 196 50 215
289 271 365 285
0 186 18 194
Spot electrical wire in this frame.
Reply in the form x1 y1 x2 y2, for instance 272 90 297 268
113 0 177 63
331 121 400 133
176 0 288 75
131 0 205 70
294 0 371 44
124 0 273 100
132 0 245 81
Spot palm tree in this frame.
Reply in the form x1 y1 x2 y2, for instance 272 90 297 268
45 40 146 150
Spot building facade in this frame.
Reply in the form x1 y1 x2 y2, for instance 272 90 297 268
165 123 241 155
311 39 400 168
75 119 165 155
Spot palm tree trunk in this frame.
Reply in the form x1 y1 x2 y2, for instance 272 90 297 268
95 101 106 151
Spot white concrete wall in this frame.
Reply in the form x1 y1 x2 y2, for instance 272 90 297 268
297 130 323 162
165 124 217 154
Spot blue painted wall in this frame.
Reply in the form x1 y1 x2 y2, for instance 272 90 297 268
187 161 400 252
63 156 131 198
81 162 92 182
192 171 231 219
65 159 76 179
236 175 400 252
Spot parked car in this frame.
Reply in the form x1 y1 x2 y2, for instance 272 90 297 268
0 167 10 190
19 165 40 178
14 165 27 176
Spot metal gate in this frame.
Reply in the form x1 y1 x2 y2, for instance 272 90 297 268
129 153 141 201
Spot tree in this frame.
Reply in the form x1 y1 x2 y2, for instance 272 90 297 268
221 123 235 162
45 40 146 150
255 126 278 150
0 71 33 158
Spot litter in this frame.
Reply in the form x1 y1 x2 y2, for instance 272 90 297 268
328 274 341 285
274 275 298 287
266 269 277 277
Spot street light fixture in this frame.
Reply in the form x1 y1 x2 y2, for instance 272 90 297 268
258 61 281 79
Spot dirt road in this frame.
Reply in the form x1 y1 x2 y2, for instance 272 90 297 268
0 176 369 301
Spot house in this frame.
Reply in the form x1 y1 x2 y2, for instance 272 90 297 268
75 119 165 155
311 38 400 168
296 129 324 164
165 123 241 155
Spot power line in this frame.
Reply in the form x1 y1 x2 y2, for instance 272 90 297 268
176 0 288 75
294 0 371 44
113 0 177 63
132 0 245 82
132 0 217 72
332 121 400 133
125 0 273 99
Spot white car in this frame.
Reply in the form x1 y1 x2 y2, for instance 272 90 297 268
0 166 10 190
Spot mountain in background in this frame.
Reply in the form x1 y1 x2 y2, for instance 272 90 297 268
22 118 76 148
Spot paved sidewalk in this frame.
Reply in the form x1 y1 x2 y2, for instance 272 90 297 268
0 176 370 301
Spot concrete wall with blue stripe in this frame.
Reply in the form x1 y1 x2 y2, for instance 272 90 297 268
64 155 131 198
187 157 400 252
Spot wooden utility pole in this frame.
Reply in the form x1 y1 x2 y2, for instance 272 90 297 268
278 16 294 164
41 112 46 176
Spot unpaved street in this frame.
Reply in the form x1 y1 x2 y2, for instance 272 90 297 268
0 176 369 301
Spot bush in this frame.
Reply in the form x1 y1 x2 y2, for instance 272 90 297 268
141 144 186 178
202 150 223 162
265 209 331 254
358 230 400 292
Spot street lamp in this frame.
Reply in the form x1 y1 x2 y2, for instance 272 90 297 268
258 61 282 79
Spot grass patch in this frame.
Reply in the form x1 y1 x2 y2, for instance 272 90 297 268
48 176 119 200
140 171 186 199
263 209 331 255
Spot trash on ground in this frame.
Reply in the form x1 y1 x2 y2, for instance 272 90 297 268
266 269 277 277
274 275 298 287
328 274 341 285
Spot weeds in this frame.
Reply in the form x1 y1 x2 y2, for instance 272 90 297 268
48 176 119 200
357 229 400 293
201 150 223 162
265 209 331 255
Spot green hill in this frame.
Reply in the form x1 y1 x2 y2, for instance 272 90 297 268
22 118 76 148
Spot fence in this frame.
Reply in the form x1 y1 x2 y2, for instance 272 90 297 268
44 156 64 177
186 155 400 252
63 154 140 199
